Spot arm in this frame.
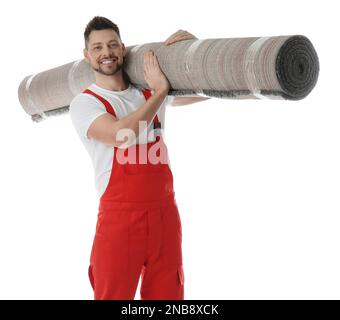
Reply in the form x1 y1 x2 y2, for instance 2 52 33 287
171 96 210 107
87 50 170 148
164 29 211 107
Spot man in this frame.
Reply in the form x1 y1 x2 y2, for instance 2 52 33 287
69 16 208 300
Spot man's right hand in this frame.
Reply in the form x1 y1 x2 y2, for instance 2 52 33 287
143 50 170 93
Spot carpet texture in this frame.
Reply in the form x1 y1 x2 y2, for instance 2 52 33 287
18 35 319 122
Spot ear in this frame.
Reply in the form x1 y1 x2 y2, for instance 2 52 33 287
83 48 90 63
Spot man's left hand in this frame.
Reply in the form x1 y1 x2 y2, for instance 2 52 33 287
164 30 197 46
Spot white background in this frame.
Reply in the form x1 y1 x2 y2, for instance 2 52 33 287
0 0 339 299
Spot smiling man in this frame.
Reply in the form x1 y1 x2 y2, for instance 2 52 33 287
69 16 208 300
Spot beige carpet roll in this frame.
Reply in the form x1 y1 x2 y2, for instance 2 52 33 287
18 35 319 122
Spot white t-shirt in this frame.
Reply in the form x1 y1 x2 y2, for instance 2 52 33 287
69 83 174 199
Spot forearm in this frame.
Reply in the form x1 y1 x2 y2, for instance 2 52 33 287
172 96 210 106
112 89 167 146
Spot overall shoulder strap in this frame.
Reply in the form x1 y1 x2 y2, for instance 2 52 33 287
142 89 161 129
83 89 117 117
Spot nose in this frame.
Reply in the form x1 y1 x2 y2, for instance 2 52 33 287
102 44 112 57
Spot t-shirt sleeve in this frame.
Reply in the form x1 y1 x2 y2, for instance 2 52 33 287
69 94 107 140
165 94 175 106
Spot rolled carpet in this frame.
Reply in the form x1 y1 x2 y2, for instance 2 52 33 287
18 35 319 122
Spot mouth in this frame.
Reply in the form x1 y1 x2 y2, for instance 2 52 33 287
100 58 118 66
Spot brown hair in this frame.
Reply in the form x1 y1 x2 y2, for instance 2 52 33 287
84 16 121 48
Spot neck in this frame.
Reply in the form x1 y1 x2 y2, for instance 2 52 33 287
95 70 129 91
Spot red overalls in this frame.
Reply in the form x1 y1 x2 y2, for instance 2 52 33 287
83 88 184 300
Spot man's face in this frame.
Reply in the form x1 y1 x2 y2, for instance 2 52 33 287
84 29 125 76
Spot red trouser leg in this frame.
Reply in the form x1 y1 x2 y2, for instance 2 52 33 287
89 205 147 300
140 201 184 300
88 199 184 300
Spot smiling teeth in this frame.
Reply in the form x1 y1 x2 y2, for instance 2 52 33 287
102 60 115 64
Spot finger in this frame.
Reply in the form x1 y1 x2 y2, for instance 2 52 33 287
164 29 183 42
147 51 158 74
144 51 151 73
165 36 189 45
147 50 157 70
151 52 159 68
147 50 152 68
148 51 155 70
165 31 195 45
145 50 153 69
173 31 194 40
144 50 151 63
164 29 184 44
143 51 149 68
176 33 196 42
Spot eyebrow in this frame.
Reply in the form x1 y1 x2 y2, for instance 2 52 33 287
91 40 119 47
